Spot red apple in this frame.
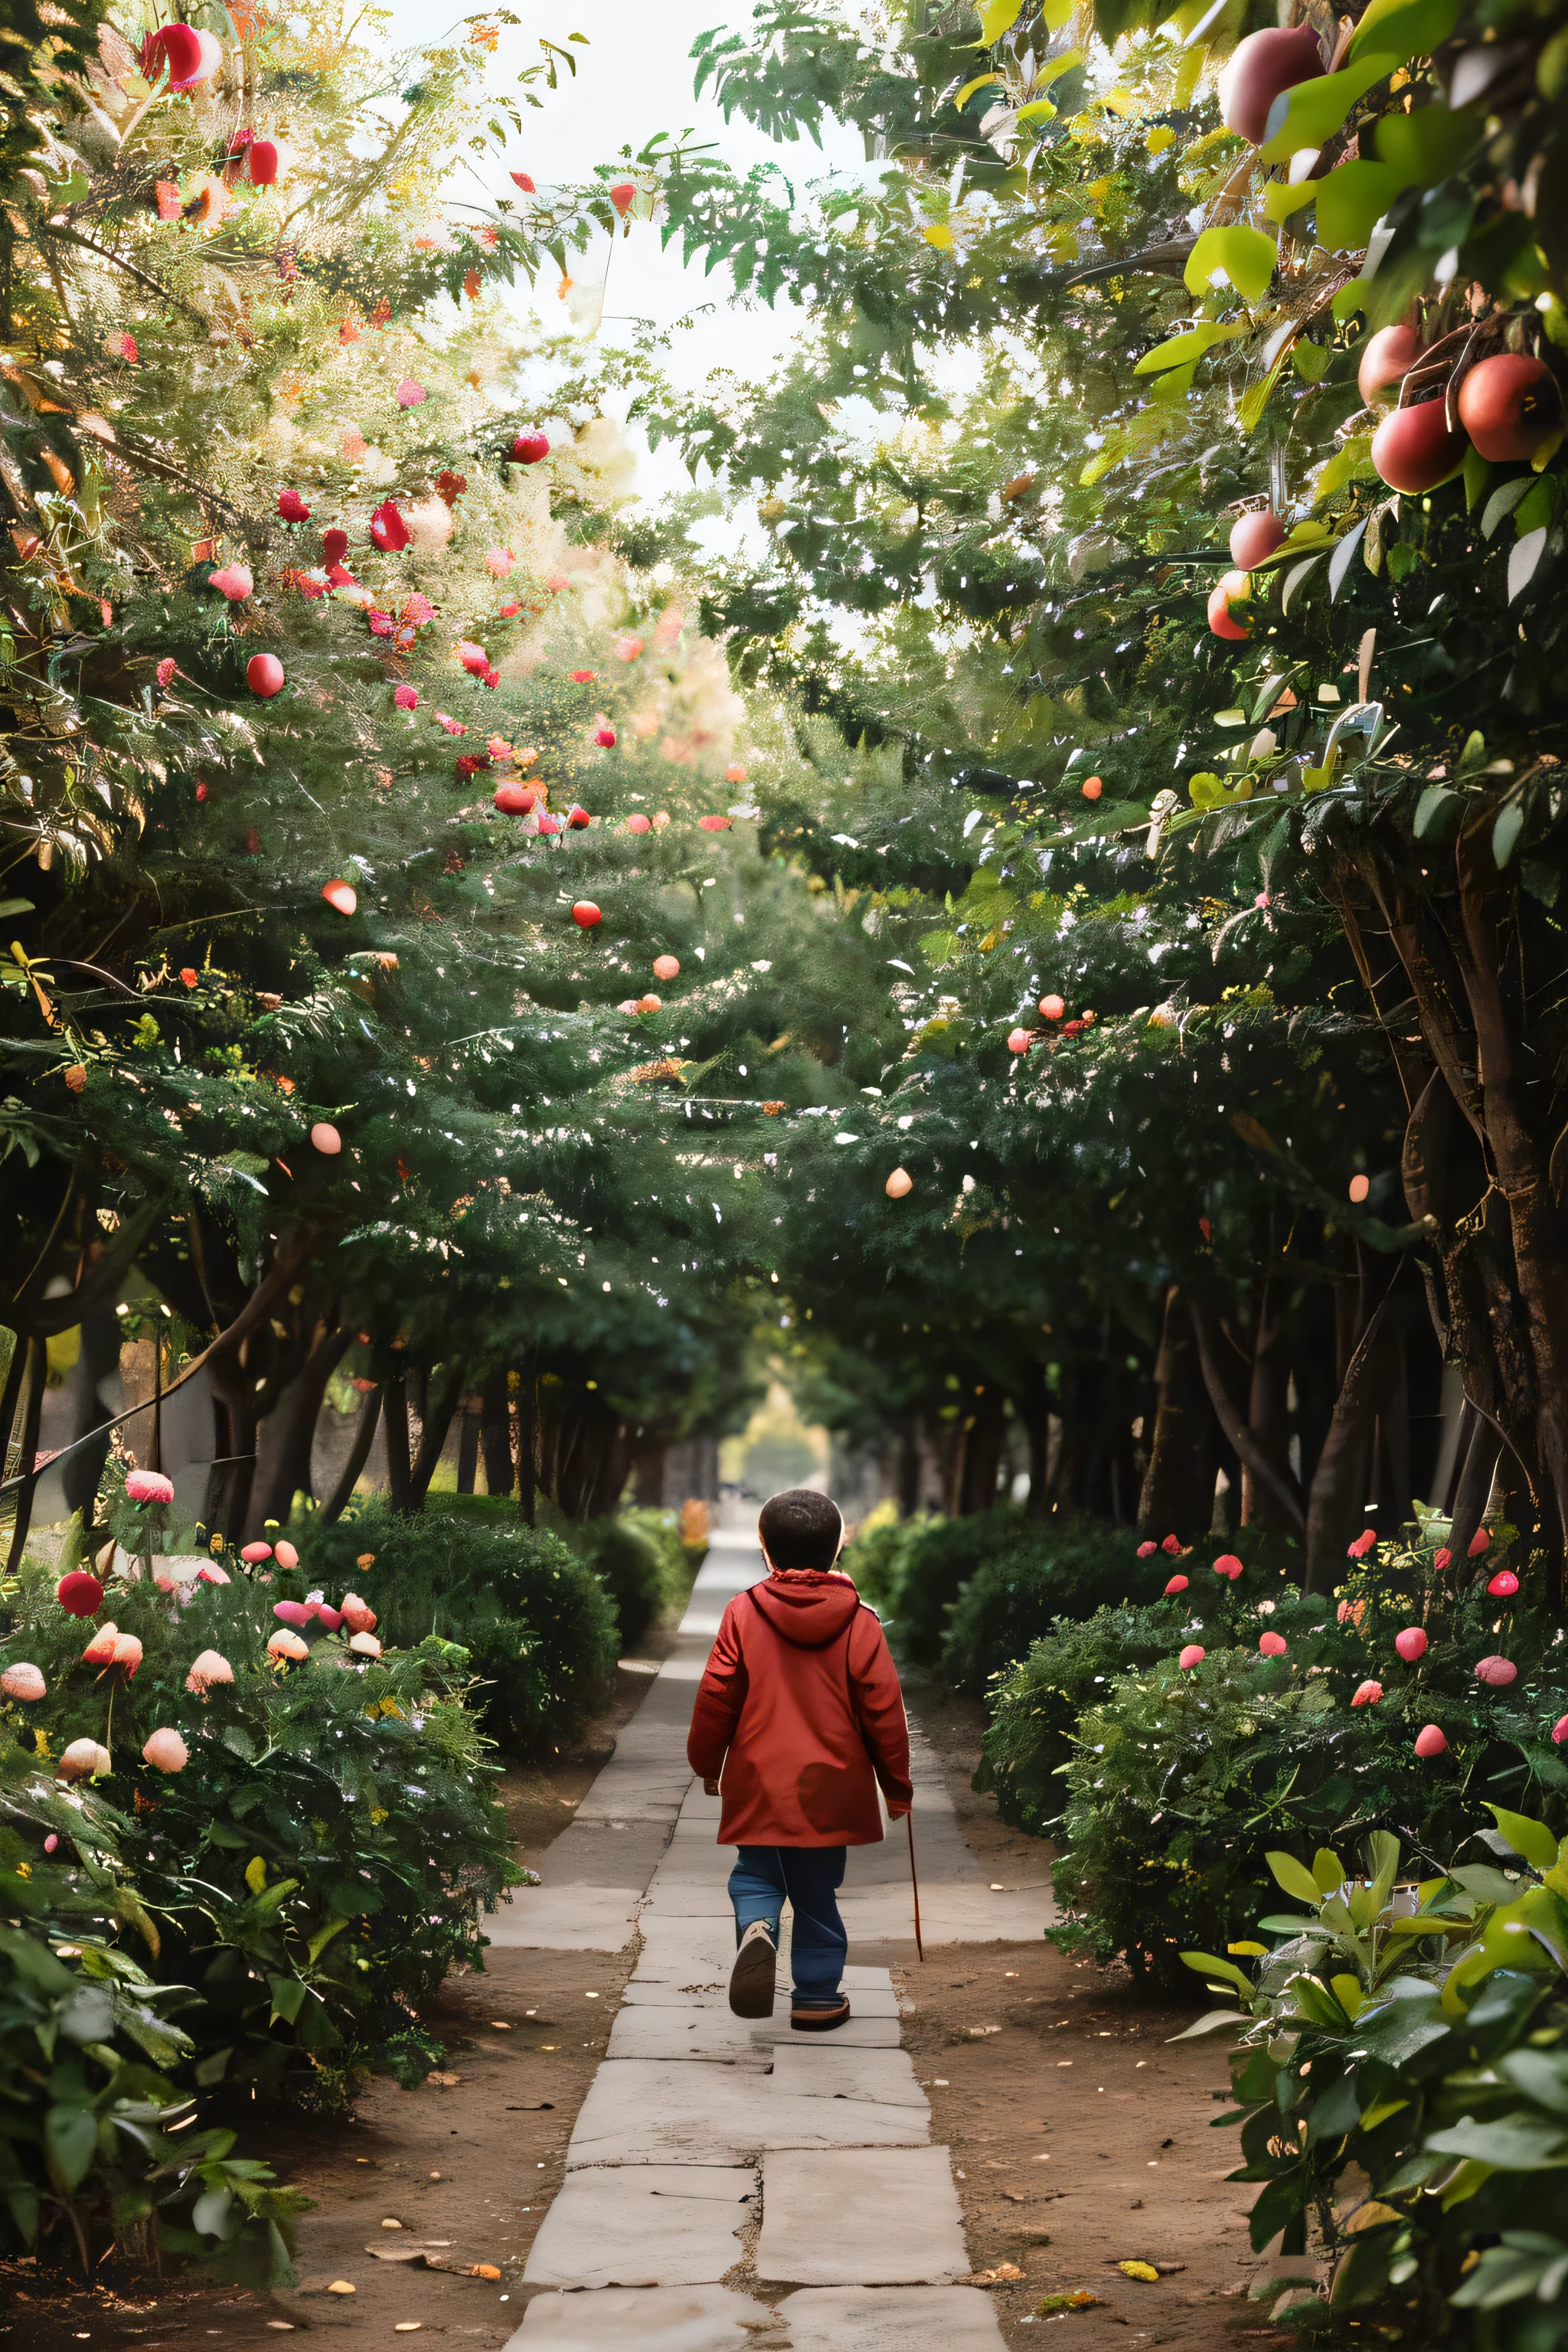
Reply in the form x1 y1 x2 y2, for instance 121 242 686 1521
1455 353 1563 462
511 431 550 464
571 901 602 929
1217 25 1324 144
1357 323 1424 410
1207 570 1251 639
247 139 279 186
1371 400 1468 494
247 652 285 697
1229 510 1286 570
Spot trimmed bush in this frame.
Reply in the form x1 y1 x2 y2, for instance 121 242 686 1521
573 1517 665 1651
939 1519 1207 1695
840 1502 928 1612
619 1507 704 1622
845 1506 1033 1660
297 1499 619 1755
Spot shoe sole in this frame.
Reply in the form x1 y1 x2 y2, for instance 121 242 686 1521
791 2003 851 2032
728 1935 777 2019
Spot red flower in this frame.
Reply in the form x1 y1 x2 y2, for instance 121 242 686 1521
370 500 410 554
278 488 311 522
368 611 394 636
156 657 176 689
179 967 198 988
394 684 419 710
570 668 596 684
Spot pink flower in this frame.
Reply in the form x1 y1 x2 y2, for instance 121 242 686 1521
273 1601 310 1627
616 635 644 661
208 563 253 601
395 378 426 406
1414 1724 1448 1759
267 1629 309 1662
43 1833 57 1852
1553 1717 1568 1746
278 488 311 522
1178 1645 1206 1671
1347 1528 1377 1559
1 1663 46 1702
1214 1553 1243 1580
341 1595 377 1633
1468 1527 1491 1557
156 658 176 690
125 1468 174 1505
485 547 515 577
1163 1574 1188 1596
435 713 467 737
394 684 419 710
403 593 436 624
368 610 394 636
185 1648 234 1695
1351 1680 1383 1707
570 668 596 684
1488 1570 1519 1598
241 1542 273 1564
1394 1627 1428 1664
142 1726 188 1773
59 1739 110 1782
498 599 521 618
698 814 730 831
1160 1535 1181 1556
1258 1632 1287 1658
1136 1541 1157 1558
1474 1655 1517 1688
110 1632 143 1677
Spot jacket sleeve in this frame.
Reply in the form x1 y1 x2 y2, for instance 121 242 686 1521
686 1598 749 1781
848 1610 913 1809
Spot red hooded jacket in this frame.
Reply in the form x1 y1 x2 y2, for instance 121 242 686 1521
686 1569 913 1847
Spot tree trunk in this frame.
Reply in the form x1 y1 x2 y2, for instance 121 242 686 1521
1018 1364 1050 1522
514 1368 537 1526
456 1400 479 1494
320 1387 382 1524
384 1371 413 1511
1190 1301 1305 1537
408 1361 466 1507
4 1338 46 1573
959 1385 1007 1514
479 1367 513 1499
1137 1286 1217 1538
246 1323 350 1537
1304 1284 1413 1589
897 1417 923 1518
60 1305 120 1523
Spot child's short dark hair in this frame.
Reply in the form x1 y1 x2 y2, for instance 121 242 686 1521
758 1487 844 1570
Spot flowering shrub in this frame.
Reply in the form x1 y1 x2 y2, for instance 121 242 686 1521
1035 1534 1566 1984
0 1559 523 2108
1187 1813 1568 2350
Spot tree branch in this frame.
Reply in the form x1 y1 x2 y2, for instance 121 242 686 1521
1188 1298 1305 1535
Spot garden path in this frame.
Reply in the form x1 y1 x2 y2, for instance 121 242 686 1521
495 1517 1057 2351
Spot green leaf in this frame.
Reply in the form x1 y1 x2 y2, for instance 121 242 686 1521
1183 225 1277 302
1413 785 1463 841
1267 1851 1328 1907
306 1916 351 1965
1313 1849 1348 1896
1259 60 1396 165
1492 802 1525 871
1168 2007 1247 2039
1485 1805 1560 1873
1425 2115 1568 2170
976 0 1024 42
1347 0 1459 67
44 2105 98 2194
268 1975 308 2026
1508 528 1548 603
1181 1949 1254 1994
1133 319 1250 375
1315 161 1406 253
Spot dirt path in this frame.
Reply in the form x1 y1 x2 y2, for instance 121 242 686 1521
3 1644 1252 2351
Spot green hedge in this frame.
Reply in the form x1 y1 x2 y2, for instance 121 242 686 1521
298 1499 619 1756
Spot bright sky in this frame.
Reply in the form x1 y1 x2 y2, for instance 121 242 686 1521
378 0 871 510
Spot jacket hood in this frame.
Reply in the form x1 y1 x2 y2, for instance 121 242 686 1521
746 1568 861 1649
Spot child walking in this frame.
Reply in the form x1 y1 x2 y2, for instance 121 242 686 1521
686 1487 913 2031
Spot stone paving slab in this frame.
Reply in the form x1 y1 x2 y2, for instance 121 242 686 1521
756 2146 969 2285
776 2287 1008 2352
485 1886 642 1950
610 1998 901 2053
564 2059 927 2167
521 2164 756 2288
838 1883 1056 1942
633 1915 740 1981
508 2285 779 2352
766 2044 925 2106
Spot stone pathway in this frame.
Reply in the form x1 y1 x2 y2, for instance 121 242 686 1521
490 1522 1056 2351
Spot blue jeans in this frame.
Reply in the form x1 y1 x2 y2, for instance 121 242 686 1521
729 1845 847 2004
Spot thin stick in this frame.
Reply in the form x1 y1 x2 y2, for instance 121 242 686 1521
906 1811 924 1963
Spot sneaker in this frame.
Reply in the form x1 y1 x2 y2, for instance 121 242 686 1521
791 1995 851 2032
728 1919 778 2018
